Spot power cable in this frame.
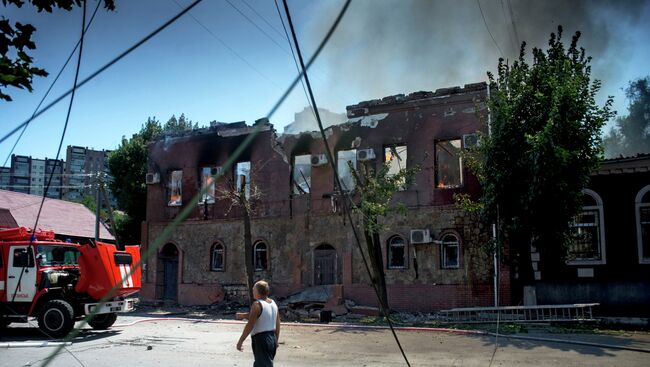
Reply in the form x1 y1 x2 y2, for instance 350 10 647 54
170 0 281 88
0 0 204 146
499 0 518 52
507 0 521 50
241 0 286 40
224 0 290 54
41 0 351 365
1 0 103 168
273 0 317 122
5 5 90 367
476 0 504 59
281 1 411 365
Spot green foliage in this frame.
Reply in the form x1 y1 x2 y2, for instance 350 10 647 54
108 114 196 245
604 77 650 157
470 26 614 276
0 0 115 101
350 161 419 234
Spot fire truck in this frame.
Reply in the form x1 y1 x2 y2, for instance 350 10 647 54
0 227 141 338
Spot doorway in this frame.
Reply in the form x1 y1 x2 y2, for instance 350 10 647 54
314 244 337 285
157 243 179 301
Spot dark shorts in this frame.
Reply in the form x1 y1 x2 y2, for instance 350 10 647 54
251 331 277 367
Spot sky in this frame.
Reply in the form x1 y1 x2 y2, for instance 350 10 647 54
1 0 649 162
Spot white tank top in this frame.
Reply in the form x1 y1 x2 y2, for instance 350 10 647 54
251 299 278 336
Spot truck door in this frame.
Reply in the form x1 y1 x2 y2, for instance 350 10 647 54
7 246 37 302
0 249 6 301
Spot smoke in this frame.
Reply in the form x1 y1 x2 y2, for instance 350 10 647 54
305 0 647 112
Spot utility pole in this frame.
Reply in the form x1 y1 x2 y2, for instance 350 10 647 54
94 171 101 242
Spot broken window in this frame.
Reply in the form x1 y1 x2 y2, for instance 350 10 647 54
435 139 463 188
384 145 408 191
235 161 251 199
387 236 406 269
337 149 357 191
200 167 218 204
568 190 605 263
254 241 268 271
211 242 225 271
168 170 183 206
292 154 311 195
638 187 650 263
441 234 460 269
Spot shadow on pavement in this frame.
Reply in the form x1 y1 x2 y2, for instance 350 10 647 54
0 324 121 343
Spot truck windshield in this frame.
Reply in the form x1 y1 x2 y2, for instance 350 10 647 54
37 245 80 266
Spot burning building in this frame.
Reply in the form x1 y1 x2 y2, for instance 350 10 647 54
140 82 510 311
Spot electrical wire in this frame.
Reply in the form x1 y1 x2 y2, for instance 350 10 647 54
170 0 281 88
5 6 90 367
0 0 204 146
499 0 518 52
1 0 103 168
476 0 505 59
241 0 286 40
273 0 317 122
224 0 290 54
281 1 411 366
507 0 521 50
41 1 351 365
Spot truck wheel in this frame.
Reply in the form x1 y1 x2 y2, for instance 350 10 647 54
37 300 75 338
88 313 118 330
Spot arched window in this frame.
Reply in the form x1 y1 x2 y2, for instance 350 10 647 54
387 236 407 269
568 189 606 264
636 185 650 264
211 242 225 271
440 233 460 269
254 241 268 271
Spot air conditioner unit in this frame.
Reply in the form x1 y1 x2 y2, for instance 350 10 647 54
145 172 160 184
357 148 376 161
311 154 328 166
462 133 480 149
410 229 431 244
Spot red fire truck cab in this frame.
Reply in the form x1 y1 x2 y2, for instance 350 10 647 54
0 227 141 337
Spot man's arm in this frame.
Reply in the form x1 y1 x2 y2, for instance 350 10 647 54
236 302 261 351
275 311 281 345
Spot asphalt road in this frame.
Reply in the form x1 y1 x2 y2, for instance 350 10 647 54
1 316 649 366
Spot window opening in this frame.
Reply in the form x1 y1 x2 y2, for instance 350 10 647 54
435 139 463 188
168 170 183 206
293 154 311 194
337 150 357 191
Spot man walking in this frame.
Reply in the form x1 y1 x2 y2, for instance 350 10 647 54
236 280 280 366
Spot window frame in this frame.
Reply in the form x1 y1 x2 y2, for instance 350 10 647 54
253 241 268 271
167 169 183 207
292 154 312 195
384 145 408 191
567 189 606 265
336 149 357 192
386 235 408 269
434 138 463 189
235 161 251 199
210 242 225 272
636 185 650 264
199 166 218 205
440 233 461 269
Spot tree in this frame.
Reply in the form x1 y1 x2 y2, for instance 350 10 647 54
349 160 418 313
604 77 650 157
108 114 196 244
217 162 263 304
468 27 614 302
0 0 115 101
